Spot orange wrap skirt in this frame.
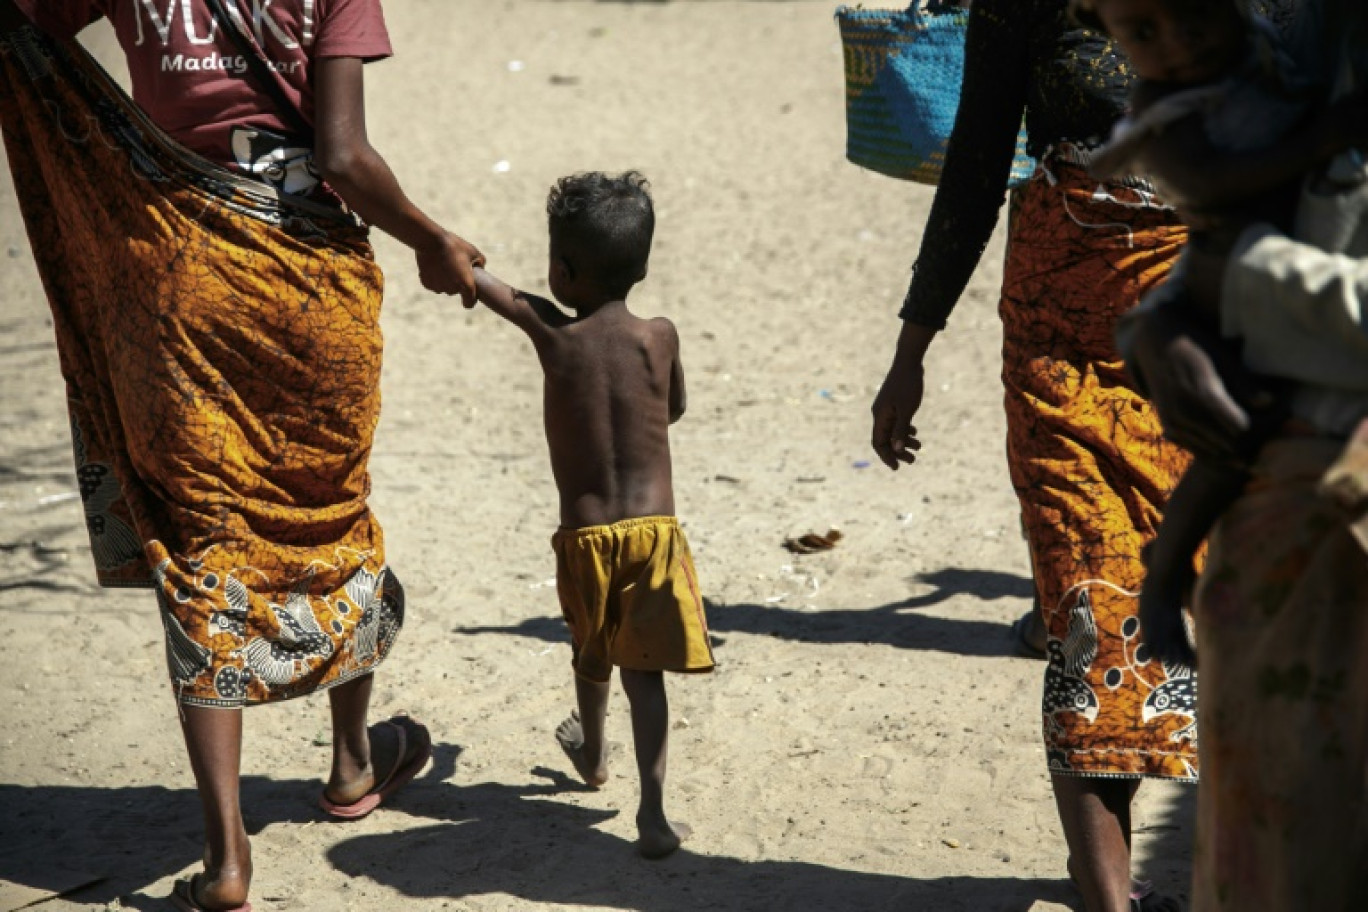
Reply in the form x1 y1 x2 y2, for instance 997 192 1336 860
0 25 403 707
1003 162 1198 780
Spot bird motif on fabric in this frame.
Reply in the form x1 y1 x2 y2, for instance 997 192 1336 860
155 591 211 686
1142 660 1198 723
346 565 403 665
242 575 333 688
1043 589 1101 724
208 574 250 639
71 418 142 571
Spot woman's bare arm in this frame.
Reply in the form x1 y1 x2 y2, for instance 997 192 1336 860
313 56 483 304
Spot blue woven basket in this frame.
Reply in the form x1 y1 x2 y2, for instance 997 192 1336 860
837 2 1036 187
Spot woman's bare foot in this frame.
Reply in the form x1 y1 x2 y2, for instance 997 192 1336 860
175 853 250 911
556 712 608 787
636 810 690 860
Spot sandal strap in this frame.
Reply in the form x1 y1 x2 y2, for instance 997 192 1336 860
370 719 409 794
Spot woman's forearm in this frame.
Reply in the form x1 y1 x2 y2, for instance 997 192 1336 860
894 320 939 366
317 143 446 252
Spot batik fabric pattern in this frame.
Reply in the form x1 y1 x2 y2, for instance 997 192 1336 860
1192 435 1368 910
0 23 403 707
1003 162 1198 780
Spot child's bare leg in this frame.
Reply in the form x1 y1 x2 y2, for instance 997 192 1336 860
179 704 251 910
557 674 610 787
620 669 689 859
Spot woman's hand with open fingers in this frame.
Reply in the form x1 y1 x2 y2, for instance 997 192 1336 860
871 321 936 471
871 361 925 470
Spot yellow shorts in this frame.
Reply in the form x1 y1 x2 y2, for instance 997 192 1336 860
552 516 715 683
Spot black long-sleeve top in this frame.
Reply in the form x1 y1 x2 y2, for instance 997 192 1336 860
899 0 1302 330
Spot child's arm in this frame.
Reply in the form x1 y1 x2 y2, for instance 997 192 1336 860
473 267 572 343
1147 91 1368 218
667 324 687 424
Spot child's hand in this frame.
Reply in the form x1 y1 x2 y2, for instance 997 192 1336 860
416 231 486 307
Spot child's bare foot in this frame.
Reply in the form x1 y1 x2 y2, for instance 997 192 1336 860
636 810 690 860
1139 579 1195 668
556 712 608 787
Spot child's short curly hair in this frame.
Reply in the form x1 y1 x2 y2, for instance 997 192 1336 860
547 171 655 295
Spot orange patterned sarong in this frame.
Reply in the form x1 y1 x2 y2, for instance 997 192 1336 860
0 25 402 707
1002 162 1198 780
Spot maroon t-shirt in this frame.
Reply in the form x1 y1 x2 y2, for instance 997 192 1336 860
17 0 391 193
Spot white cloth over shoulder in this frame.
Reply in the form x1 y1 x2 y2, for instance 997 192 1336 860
1222 168 1368 435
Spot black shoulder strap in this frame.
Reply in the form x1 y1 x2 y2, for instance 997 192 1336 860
203 0 315 141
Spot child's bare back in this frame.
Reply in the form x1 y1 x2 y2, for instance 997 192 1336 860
538 306 684 528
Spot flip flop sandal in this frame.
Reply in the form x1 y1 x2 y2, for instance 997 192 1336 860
1131 880 1182 912
1067 863 1179 912
169 876 251 912
1008 610 1048 660
318 715 433 820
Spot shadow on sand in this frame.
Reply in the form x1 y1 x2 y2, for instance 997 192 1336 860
0 742 1078 912
320 749 1075 912
0 773 317 909
455 566 1037 658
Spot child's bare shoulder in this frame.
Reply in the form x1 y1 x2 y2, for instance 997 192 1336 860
644 315 680 348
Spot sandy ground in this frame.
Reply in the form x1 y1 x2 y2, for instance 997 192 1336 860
0 3 1195 910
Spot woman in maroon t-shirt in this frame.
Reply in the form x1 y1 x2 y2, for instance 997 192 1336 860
0 1 476 908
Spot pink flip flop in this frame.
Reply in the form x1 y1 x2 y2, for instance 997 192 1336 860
318 716 432 820
169 876 251 912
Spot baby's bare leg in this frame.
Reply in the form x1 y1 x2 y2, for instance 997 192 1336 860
1142 457 1246 667
620 669 690 859
557 674 610 787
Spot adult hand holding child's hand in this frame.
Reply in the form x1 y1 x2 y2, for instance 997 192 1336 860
416 231 485 307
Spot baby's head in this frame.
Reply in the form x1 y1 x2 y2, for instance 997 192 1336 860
1073 0 1250 85
546 171 655 308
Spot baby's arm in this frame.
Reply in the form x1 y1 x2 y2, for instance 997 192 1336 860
1147 92 1368 218
473 268 572 343
660 319 686 424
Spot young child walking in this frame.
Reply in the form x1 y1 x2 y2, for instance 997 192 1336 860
472 171 714 859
